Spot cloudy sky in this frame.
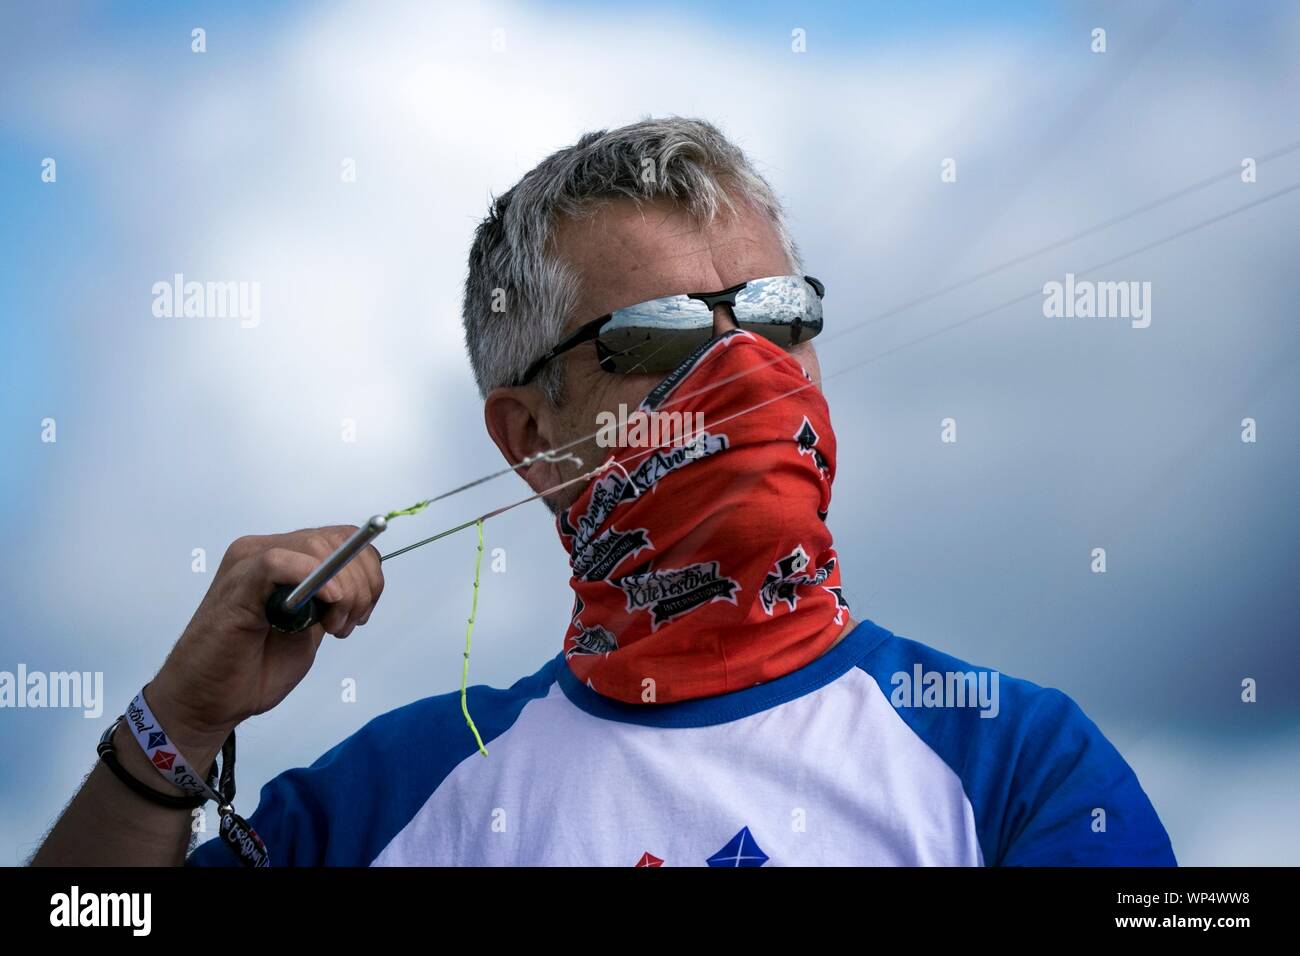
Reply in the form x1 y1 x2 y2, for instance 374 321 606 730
2 0 1298 865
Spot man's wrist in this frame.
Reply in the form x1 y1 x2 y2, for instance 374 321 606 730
108 721 216 800
121 681 233 794
142 677 237 760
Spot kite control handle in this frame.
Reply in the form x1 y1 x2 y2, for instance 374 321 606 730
264 585 321 633
263 515 388 634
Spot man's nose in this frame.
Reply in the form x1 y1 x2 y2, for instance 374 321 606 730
712 303 738 337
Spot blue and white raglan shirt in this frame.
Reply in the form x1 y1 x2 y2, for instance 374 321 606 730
186 620 1176 867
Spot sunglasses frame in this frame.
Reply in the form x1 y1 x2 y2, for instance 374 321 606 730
513 274 826 387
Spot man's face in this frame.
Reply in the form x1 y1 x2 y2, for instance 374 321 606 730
484 194 822 512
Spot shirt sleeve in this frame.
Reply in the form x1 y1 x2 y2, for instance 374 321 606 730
187 660 560 867
994 687 1176 866
858 635 1176 867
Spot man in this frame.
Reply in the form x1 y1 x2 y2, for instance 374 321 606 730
33 117 1175 867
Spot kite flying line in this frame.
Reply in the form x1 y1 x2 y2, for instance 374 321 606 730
372 451 625 753
272 169 1300 753
378 143 1300 524
378 172 1300 554
461 519 487 755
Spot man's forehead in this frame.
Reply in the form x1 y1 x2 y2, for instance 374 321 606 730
550 196 788 328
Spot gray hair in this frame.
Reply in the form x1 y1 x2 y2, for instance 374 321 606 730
461 116 802 403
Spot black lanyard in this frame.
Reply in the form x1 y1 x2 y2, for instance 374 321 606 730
210 730 271 868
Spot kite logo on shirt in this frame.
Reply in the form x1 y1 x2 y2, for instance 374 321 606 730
614 562 741 628
759 546 837 615
707 827 769 867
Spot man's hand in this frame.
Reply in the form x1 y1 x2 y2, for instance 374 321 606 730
30 526 384 866
149 526 385 752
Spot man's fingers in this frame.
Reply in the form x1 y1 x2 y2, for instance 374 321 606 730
317 531 383 636
333 560 372 639
240 526 384 639
247 542 349 635
253 548 326 596
356 545 385 627
292 528 356 637
320 600 351 637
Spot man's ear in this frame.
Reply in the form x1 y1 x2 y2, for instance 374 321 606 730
483 386 565 496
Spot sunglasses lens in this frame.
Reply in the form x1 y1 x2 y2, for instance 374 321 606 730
732 276 823 346
598 294 712 374
597 324 712 374
593 276 824 376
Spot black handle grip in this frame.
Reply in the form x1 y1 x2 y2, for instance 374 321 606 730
265 585 321 634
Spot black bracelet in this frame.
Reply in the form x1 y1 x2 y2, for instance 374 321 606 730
97 716 210 811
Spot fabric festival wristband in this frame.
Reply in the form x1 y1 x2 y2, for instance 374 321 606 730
97 718 210 810
123 690 225 803
123 689 271 866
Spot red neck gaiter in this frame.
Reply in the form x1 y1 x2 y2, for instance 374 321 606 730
558 330 850 704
